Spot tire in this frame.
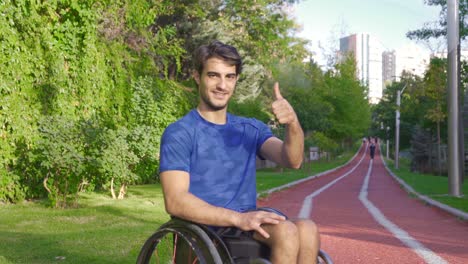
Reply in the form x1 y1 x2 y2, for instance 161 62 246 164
137 218 333 264
318 249 333 264
137 219 224 264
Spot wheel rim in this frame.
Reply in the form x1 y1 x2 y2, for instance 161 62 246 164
137 220 227 264
138 228 206 264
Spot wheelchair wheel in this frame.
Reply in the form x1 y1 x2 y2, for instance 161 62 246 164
318 249 333 264
137 219 225 264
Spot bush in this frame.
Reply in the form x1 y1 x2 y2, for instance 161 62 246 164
0 168 25 203
94 127 139 199
34 116 86 207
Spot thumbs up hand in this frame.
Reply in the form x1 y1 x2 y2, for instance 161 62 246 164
271 82 298 125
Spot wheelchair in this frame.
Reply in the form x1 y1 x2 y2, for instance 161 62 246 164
137 208 333 264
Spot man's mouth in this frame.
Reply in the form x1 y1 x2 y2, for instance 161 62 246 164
213 91 228 99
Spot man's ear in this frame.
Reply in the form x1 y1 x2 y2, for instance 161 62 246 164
193 70 201 85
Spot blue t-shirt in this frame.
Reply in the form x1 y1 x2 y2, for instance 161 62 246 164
159 109 273 212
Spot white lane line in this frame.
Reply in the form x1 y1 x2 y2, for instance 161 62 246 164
359 160 448 264
298 146 368 218
258 144 364 199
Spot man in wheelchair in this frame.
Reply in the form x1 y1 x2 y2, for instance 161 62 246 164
159 40 320 263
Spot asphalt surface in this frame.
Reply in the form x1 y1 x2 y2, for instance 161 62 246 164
257 144 468 264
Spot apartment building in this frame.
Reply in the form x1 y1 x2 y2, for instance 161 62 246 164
340 33 384 104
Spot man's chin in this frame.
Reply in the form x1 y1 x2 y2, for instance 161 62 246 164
210 104 227 111
201 96 229 111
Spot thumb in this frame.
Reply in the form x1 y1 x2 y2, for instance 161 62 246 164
273 82 283 100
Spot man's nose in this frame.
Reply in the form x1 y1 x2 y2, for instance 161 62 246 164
217 77 227 89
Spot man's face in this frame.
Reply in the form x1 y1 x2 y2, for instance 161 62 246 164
194 57 238 111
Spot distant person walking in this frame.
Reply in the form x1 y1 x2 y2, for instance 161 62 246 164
369 142 376 159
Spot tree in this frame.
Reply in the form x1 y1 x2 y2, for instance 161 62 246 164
188 0 311 101
3 0 367 204
34 116 86 208
272 60 333 133
96 127 139 200
407 0 468 41
422 58 448 175
323 54 371 146
373 66 450 174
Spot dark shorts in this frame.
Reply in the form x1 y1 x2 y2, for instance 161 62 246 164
209 207 288 239
215 226 255 239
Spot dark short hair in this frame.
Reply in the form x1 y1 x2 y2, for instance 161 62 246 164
193 40 242 75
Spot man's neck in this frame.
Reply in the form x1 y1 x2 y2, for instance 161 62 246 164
196 106 227 125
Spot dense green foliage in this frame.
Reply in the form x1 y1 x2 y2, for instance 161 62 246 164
0 0 195 205
374 0 468 176
1 0 372 206
372 58 468 175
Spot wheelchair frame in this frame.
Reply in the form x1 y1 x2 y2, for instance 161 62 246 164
137 213 333 264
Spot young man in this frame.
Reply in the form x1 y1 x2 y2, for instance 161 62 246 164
159 40 320 263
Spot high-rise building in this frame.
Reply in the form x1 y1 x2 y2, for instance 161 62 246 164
382 50 396 86
381 44 430 91
395 43 430 80
340 33 384 104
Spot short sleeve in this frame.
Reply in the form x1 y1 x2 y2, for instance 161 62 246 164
159 123 192 173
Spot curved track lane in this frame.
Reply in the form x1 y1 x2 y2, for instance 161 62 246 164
257 144 468 264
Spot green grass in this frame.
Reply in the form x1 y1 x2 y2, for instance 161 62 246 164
384 158 468 213
0 185 170 264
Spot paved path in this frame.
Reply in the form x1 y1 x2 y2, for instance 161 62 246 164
258 144 468 264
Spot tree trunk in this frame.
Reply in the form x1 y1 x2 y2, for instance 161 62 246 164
110 177 116 199
437 121 442 176
63 179 69 207
43 173 51 194
78 178 88 192
118 183 127 199
427 133 432 173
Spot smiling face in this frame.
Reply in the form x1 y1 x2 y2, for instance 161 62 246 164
194 57 239 112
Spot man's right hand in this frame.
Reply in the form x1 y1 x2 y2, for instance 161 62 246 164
235 211 286 239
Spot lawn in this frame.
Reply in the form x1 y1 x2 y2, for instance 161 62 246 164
0 185 170 264
384 158 468 213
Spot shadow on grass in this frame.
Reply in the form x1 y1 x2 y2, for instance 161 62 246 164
0 229 144 264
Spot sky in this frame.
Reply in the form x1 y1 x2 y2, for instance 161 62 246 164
292 0 442 65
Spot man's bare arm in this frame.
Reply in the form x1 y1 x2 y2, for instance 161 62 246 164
160 170 285 238
260 82 304 168
260 121 304 169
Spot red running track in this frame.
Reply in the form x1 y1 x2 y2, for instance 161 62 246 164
257 144 468 264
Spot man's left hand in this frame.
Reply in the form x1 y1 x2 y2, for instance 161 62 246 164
271 82 298 125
